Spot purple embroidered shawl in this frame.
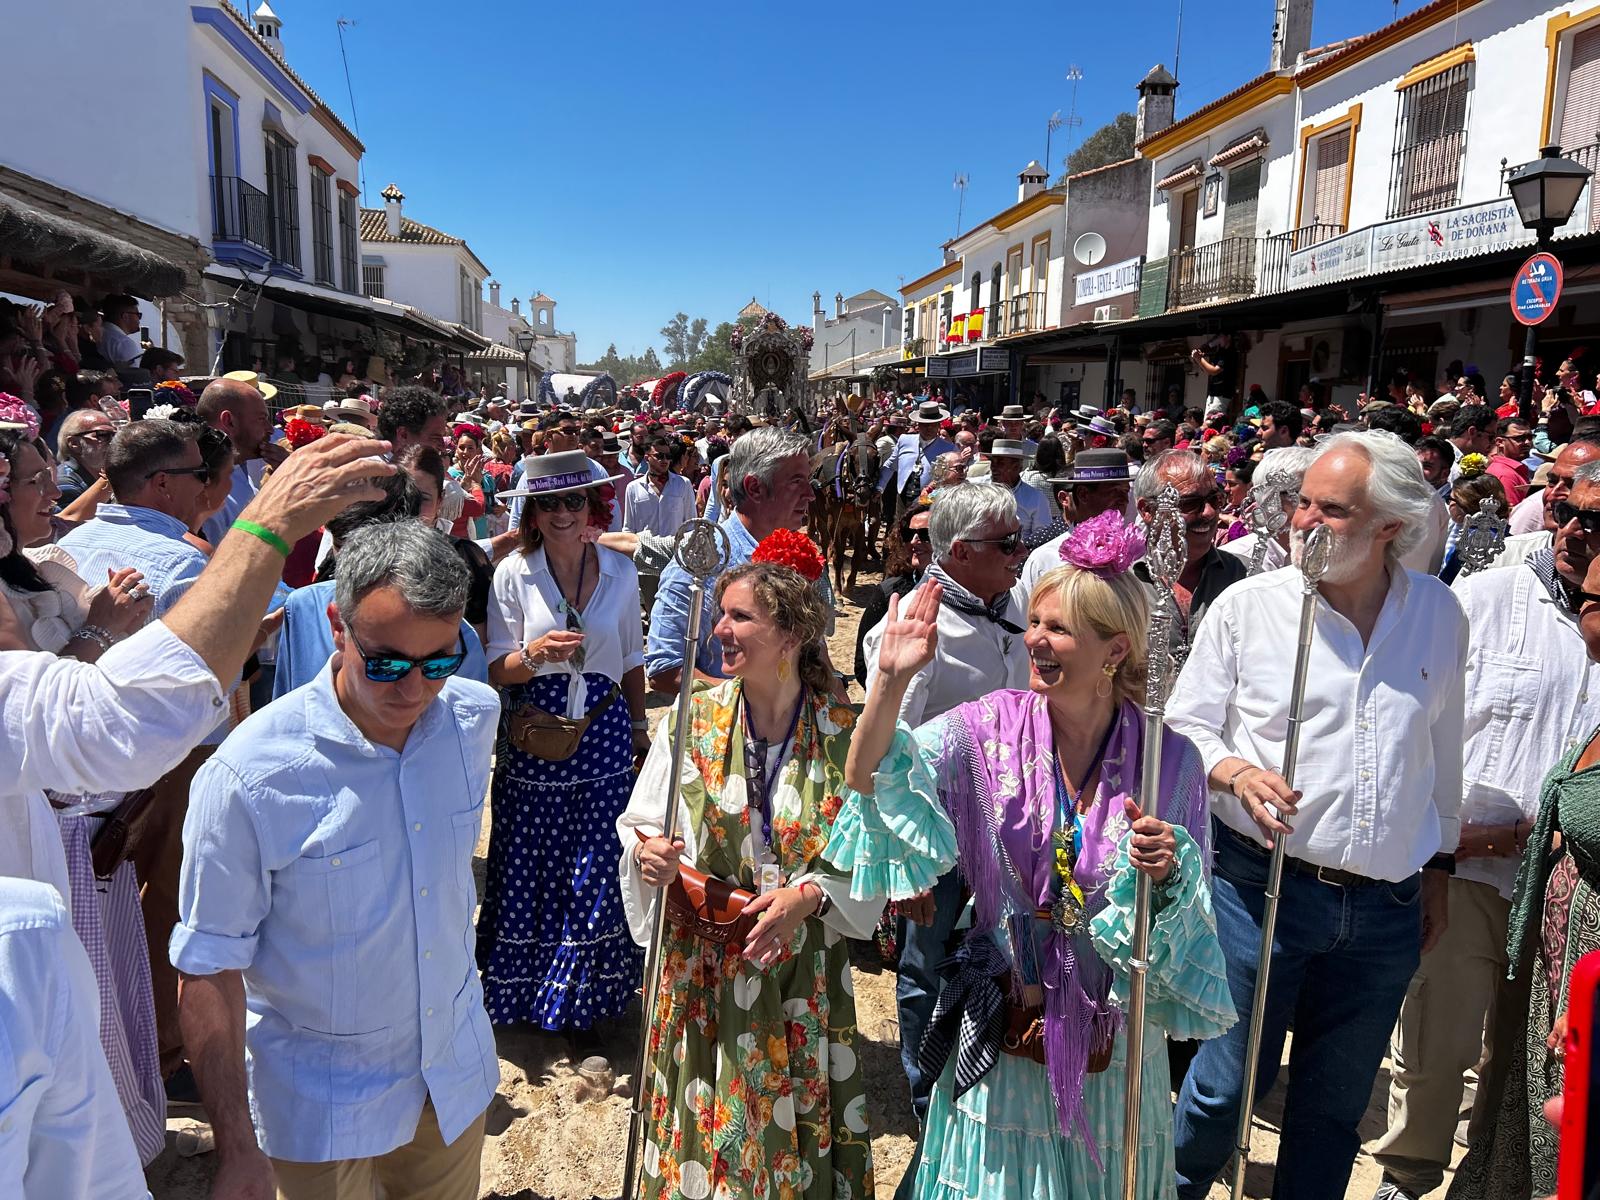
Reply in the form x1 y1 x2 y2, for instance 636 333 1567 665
938 689 1209 1142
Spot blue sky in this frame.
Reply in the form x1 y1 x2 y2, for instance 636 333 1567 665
279 0 1428 359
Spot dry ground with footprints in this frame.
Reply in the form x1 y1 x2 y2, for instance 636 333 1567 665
148 569 1460 1199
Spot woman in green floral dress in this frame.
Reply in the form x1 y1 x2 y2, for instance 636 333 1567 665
619 543 936 1200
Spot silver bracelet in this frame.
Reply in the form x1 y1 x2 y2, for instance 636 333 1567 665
631 718 649 731
69 625 115 653
518 644 541 673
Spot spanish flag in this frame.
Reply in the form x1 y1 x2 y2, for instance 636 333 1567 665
965 310 984 341
948 315 966 343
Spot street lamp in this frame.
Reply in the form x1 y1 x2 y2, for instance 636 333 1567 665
514 328 535 402
1506 144 1592 416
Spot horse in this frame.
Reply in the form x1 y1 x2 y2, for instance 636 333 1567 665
830 435 881 593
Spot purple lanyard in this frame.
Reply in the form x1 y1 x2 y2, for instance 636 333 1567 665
740 691 806 845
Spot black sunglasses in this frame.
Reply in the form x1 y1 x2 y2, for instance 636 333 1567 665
348 628 467 683
146 464 213 483
905 526 932 544
534 492 590 513
1175 490 1220 516
1555 501 1600 535
965 530 1023 554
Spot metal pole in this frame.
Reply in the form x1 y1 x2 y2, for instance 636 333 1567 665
621 520 729 1200
1229 524 1333 1200
1122 484 1185 1200
1520 229 1552 424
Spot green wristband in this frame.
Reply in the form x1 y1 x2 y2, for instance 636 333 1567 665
233 519 292 558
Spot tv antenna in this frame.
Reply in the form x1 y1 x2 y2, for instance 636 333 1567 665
953 173 970 238
335 18 368 203
1046 111 1064 171
1062 66 1086 169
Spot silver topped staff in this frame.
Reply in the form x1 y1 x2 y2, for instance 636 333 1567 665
1229 523 1334 1200
1456 496 1508 578
621 517 730 1200
1122 483 1186 1200
1245 469 1293 577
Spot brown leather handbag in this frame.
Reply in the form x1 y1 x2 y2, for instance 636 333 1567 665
507 681 620 762
635 831 757 946
88 789 156 881
998 977 1114 1072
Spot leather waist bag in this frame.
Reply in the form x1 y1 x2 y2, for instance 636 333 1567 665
507 680 620 762
636 830 758 946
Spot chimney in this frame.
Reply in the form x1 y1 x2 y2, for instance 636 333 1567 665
488 280 501 308
834 291 844 319
1270 0 1313 71
1135 65 1178 145
881 306 893 350
812 290 824 334
252 1 282 53
380 183 405 238
510 297 520 316
1018 160 1049 202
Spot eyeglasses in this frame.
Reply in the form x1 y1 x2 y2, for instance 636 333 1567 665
1554 501 1600 535
347 628 467 683
75 430 113 442
146 464 213 483
965 530 1023 554
534 493 589 513
905 527 932 544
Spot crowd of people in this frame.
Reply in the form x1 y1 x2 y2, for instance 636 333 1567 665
0 342 1596 1200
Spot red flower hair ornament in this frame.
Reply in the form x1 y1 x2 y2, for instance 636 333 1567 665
751 528 825 582
283 417 327 449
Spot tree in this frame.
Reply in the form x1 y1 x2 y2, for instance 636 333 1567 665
1064 112 1137 177
639 347 663 377
661 312 691 367
687 317 708 362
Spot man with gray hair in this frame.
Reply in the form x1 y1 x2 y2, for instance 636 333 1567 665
1167 429 1468 1200
54 407 115 506
173 522 499 1200
1134 448 1246 656
860 480 1029 1194
646 424 833 692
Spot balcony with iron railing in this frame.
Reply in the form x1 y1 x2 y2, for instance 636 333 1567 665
211 175 273 267
1499 140 1600 233
983 290 1048 338
1140 222 1345 315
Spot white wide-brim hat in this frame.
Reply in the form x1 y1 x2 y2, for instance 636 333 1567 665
497 450 626 498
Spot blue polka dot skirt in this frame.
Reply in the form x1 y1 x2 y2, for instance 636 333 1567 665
476 671 643 1030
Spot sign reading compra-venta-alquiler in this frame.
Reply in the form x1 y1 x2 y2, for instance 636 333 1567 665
1074 256 1143 305
1284 193 1588 291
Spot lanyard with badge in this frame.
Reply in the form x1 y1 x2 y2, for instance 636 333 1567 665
740 690 806 895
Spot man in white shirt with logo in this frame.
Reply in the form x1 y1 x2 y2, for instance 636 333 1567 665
1369 458 1600 1200
1167 430 1468 1200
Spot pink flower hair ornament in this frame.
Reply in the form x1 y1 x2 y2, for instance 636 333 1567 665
0 394 41 441
1058 508 1145 578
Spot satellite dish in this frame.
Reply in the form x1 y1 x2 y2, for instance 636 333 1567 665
1073 231 1107 267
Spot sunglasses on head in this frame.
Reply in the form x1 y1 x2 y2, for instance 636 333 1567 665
348 628 467 683
1555 501 1600 535
534 492 589 512
966 530 1023 554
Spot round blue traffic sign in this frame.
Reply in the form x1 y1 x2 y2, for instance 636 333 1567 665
1512 252 1563 327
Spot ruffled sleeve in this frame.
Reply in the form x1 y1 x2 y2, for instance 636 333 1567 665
823 718 957 902
1087 826 1238 1041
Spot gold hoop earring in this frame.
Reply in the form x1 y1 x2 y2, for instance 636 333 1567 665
1096 661 1117 700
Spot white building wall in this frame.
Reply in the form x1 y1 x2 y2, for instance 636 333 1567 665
371 243 474 326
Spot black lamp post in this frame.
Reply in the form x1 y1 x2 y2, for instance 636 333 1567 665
1506 144 1592 419
513 328 535 402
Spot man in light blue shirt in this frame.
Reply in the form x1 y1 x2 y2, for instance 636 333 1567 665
645 425 835 691
195 375 278 547
172 523 498 1199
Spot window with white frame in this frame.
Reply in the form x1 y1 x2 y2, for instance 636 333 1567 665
309 165 334 284
1387 60 1471 219
263 131 300 267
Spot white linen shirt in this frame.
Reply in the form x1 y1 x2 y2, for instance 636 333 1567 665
487 545 644 717
168 663 500 1162
1011 480 1053 542
1452 561 1600 897
1218 532 1289 573
623 472 697 537
1165 565 1468 882
0 879 151 1200
1 621 225 895
1017 527 1071 601
862 578 1030 726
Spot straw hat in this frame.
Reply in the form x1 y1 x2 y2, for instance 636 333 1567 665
221 369 278 401
496 450 625 498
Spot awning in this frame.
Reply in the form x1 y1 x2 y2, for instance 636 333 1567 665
466 341 525 362
1209 129 1268 169
0 186 188 296
1155 158 1204 191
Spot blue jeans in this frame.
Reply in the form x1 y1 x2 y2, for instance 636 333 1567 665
1173 823 1422 1200
891 868 963 1200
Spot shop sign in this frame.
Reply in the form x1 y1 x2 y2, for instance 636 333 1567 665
926 355 950 378
979 348 1011 372
1074 255 1143 305
947 351 980 377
